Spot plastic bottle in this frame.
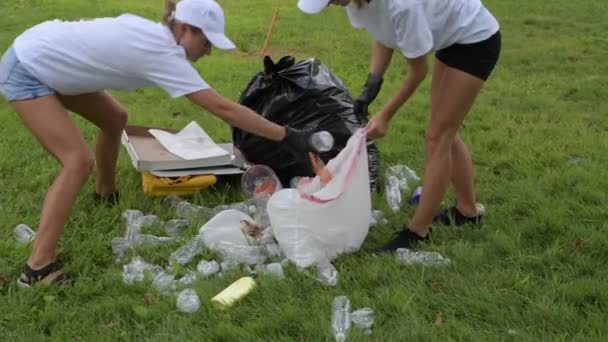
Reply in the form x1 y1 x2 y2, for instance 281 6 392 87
385 175 402 212
351 308 374 335
310 131 334 152
331 296 351 342
176 288 200 313
211 276 257 308
13 224 36 243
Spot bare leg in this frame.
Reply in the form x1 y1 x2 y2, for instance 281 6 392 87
58 91 128 195
428 59 478 217
408 65 485 235
11 96 94 270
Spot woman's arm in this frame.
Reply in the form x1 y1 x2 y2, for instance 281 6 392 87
377 55 428 121
369 40 394 76
186 89 286 141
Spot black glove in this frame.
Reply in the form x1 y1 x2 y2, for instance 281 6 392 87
353 73 383 118
283 126 317 158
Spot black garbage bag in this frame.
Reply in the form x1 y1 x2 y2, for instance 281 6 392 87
233 56 380 190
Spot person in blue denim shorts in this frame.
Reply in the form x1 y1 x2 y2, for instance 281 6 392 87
1 0 318 288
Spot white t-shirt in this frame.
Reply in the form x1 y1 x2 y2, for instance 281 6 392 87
347 0 499 59
12 14 209 98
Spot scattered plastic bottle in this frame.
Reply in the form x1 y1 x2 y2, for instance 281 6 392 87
351 308 375 335
162 195 185 208
317 261 338 287
122 256 150 285
178 271 198 286
152 272 176 293
140 214 160 228
14 224 36 244
164 219 189 236
197 260 220 277
263 263 285 279
395 248 451 266
331 296 351 342
168 236 205 265
289 176 302 189
310 131 334 152
176 202 214 221
176 288 200 313
385 175 402 212
137 234 174 246
213 241 267 265
369 210 388 227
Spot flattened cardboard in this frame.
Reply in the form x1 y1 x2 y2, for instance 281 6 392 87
122 125 245 173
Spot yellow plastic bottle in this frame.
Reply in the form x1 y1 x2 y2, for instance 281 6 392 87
211 277 257 309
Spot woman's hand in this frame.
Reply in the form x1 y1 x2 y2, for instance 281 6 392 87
365 114 390 140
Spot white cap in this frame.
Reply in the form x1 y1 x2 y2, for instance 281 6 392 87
174 0 236 50
297 0 331 14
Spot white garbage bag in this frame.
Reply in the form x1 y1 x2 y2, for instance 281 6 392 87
267 130 371 267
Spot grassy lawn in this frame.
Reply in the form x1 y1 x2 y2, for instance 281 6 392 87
1 0 608 340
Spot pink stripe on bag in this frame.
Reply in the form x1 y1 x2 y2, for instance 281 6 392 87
298 130 367 204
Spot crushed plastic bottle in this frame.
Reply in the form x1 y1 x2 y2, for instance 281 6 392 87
310 131 334 152
351 308 374 335
263 263 285 278
176 202 214 221
384 165 420 211
14 224 36 244
385 175 402 212
213 241 267 265
395 248 451 266
220 259 239 272
197 260 220 277
386 164 420 190
369 210 388 227
138 234 174 246
122 209 144 242
317 261 338 286
162 195 185 208
140 214 160 228
168 235 205 265
176 288 201 313
122 256 151 284
178 271 198 286
152 271 176 293
164 219 189 236
289 176 302 189
331 296 351 342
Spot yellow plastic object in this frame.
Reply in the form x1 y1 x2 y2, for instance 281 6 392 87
211 277 257 309
141 172 217 197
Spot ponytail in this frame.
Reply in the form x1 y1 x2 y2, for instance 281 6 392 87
163 0 177 27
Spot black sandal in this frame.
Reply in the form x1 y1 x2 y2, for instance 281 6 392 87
17 262 75 288
433 203 485 227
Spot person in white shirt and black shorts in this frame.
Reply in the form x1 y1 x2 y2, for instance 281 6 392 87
298 0 501 251
0 0 319 288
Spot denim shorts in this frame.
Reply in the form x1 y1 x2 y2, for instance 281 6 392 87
0 46 55 101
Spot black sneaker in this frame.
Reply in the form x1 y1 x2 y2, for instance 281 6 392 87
93 191 120 205
434 203 485 226
377 228 430 252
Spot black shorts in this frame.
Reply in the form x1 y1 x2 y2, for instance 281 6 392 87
435 31 501 81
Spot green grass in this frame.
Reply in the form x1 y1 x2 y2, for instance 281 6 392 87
1 0 608 340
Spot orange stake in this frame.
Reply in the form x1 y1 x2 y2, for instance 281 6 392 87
258 2 280 56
